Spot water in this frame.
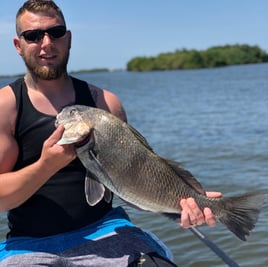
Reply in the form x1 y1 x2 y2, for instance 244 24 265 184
1 63 268 266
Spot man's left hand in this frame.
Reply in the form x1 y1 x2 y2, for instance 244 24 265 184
179 192 222 228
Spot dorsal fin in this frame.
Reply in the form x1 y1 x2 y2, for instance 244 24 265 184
164 158 206 195
126 123 155 152
127 122 206 195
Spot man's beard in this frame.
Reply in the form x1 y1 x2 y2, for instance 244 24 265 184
23 50 70 80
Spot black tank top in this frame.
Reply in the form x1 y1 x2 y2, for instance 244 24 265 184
7 77 112 238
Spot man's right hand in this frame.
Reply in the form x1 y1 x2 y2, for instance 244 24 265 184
39 126 77 172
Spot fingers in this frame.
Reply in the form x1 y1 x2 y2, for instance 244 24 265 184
180 198 205 228
44 126 65 147
180 195 219 228
42 126 76 163
204 207 217 227
206 191 222 198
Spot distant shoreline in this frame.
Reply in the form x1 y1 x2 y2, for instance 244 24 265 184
0 51 268 78
126 44 268 72
0 68 124 78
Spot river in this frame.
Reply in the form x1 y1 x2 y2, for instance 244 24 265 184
0 63 268 266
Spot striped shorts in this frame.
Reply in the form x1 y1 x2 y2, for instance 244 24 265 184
0 207 176 266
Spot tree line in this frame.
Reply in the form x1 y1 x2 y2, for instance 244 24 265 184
126 44 268 71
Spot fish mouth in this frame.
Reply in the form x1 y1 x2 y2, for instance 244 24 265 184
74 133 91 148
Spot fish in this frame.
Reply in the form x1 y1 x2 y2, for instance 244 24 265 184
55 105 267 241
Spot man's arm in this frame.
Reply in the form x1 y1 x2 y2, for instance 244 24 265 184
0 87 76 212
89 84 127 122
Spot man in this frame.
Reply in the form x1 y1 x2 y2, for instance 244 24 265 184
0 1 220 266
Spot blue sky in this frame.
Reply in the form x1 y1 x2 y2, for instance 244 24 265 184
1 0 267 75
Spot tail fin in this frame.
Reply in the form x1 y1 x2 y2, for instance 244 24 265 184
219 193 267 241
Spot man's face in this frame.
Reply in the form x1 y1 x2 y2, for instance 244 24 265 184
14 10 71 80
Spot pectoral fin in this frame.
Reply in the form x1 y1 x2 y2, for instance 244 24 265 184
85 172 106 206
84 150 113 206
104 187 112 203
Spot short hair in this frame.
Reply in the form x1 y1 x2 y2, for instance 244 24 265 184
16 0 66 35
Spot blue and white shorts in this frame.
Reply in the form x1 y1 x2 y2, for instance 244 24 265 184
0 207 173 266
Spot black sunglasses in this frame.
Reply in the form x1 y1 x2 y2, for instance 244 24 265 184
19 25 67 43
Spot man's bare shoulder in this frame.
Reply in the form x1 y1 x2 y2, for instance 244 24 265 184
0 85 19 172
0 85 17 135
87 83 127 122
0 85 17 109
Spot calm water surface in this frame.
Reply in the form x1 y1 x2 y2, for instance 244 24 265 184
1 63 268 266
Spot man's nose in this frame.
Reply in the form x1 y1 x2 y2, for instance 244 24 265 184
41 33 53 46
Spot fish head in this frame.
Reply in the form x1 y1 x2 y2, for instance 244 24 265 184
55 105 93 145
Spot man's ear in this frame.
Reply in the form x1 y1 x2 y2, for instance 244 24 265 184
67 30 72 49
13 37 23 56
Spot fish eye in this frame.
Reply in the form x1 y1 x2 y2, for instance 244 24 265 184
70 108 77 116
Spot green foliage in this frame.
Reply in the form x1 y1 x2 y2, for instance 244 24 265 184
126 44 268 71
70 68 110 74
